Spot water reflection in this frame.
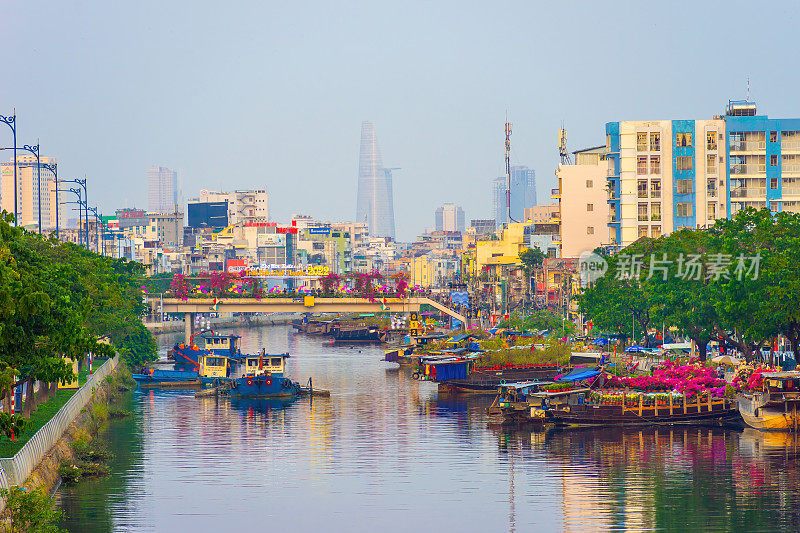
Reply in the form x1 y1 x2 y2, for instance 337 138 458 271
58 325 800 532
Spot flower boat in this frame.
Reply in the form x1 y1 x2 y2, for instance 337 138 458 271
486 381 584 426
541 361 738 427
736 370 800 431
438 363 564 396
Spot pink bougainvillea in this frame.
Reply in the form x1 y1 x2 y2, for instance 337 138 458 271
170 273 190 300
603 361 727 398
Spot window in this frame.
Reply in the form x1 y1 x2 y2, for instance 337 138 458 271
638 203 649 221
638 226 649 238
771 154 778 166
586 203 594 212
650 132 661 151
637 156 648 175
676 132 693 147
706 154 716 174
650 155 660 174
707 178 717 197
707 131 717 150
637 132 648 152
677 179 693 194
638 180 648 198
651 202 661 221
586 180 593 188
271 358 282 366
651 180 661 198
771 177 778 189
651 225 662 238
587 226 594 235
708 202 716 220
771 131 778 143
677 203 693 217
677 156 693 171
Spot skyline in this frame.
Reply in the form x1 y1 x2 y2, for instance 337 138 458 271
2 2 799 240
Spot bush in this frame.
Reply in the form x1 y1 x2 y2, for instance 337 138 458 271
1 486 66 532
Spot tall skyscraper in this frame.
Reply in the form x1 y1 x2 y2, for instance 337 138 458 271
147 166 178 214
0 154 60 230
356 122 396 240
434 203 465 233
492 165 537 225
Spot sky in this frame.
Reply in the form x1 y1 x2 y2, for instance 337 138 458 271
1 1 799 241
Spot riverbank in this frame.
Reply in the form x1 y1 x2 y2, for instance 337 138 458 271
143 312 303 334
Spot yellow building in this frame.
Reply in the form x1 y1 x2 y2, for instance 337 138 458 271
475 222 529 271
0 155 60 230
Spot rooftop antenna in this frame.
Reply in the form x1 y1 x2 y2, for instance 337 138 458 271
505 115 517 224
559 122 572 165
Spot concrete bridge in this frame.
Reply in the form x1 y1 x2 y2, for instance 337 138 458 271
149 296 467 342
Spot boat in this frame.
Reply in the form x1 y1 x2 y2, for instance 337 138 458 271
438 364 563 395
486 383 584 426
226 354 303 398
132 368 201 386
384 346 414 362
170 331 243 370
291 318 332 335
329 323 387 343
737 371 800 431
133 352 234 388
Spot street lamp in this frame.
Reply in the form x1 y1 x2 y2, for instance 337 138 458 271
0 111 17 224
0 143 41 232
58 188 84 247
60 178 87 245
40 162 58 238
86 206 104 255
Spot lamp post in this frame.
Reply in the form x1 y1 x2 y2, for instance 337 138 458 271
60 178 87 245
58 188 84 246
0 112 16 224
0 143 41 232
86 206 104 255
41 162 58 238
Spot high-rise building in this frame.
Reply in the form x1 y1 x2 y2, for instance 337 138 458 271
469 219 496 237
603 99 800 249
552 146 609 257
190 189 268 225
434 203 465 233
492 165 536 225
0 154 60 230
356 121 396 240
147 166 178 214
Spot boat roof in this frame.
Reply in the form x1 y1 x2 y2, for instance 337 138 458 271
529 387 591 398
244 353 291 359
500 380 549 390
763 371 800 380
198 332 242 339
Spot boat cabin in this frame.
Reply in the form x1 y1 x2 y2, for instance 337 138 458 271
243 354 289 376
496 381 550 406
762 371 800 399
200 354 230 378
420 354 482 381
197 333 242 355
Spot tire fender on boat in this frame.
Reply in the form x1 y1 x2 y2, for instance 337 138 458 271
266 379 272 386
247 378 253 386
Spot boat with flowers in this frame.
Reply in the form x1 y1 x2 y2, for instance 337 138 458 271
488 360 739 427
735 368 800 431
438 363 564 395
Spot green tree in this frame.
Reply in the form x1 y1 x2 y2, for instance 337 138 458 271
1 486 66 533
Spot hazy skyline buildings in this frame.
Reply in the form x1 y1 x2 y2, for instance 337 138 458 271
0 154 60 230
435 203 465 233
147 166 178 214
493 165 537 225
356 121 396 240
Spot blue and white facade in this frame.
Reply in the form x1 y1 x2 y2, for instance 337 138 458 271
603 101 798 249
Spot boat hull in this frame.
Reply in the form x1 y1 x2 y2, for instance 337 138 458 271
227 374 300 398
545 402 737 427
737 393 800 431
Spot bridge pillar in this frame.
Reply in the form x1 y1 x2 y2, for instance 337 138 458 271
185 312 195 344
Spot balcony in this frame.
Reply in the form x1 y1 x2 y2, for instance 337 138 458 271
730 188 767 199
551 188 561 199
608 215 619 223
730 163 766 175
782 141 800 152
730 141 766 152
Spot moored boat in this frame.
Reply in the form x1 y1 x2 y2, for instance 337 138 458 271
737 371 800 431
227 354 302 398
329 323 387 343
170 331 243 370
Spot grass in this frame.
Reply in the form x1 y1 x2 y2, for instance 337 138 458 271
0 361 108 458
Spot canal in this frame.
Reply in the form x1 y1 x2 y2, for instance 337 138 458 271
58 325 800 532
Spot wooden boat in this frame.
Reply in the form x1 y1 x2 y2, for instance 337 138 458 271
439 364 563 395
737 371 800 431
486 381 566 425
329 323 387 343
545 390 737 427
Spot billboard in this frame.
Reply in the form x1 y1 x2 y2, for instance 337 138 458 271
309 227 331 235
260 234 286 246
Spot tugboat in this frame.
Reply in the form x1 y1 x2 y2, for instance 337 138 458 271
170 331 243 370
227 353 302 398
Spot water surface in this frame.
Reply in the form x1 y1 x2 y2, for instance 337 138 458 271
58 325 800 532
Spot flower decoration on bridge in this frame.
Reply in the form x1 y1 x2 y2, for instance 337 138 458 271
170 273 190 300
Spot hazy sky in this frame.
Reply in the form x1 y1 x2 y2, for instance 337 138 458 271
1 1 798 240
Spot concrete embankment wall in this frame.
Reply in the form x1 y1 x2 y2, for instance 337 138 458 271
143 312 302 334
0 357 119 509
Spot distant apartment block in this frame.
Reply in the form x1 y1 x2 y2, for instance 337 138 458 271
191 189 268 225
0 154 60 230
147 166 178 214
434 203 465 233
524 204 559 223
469 219 496 237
